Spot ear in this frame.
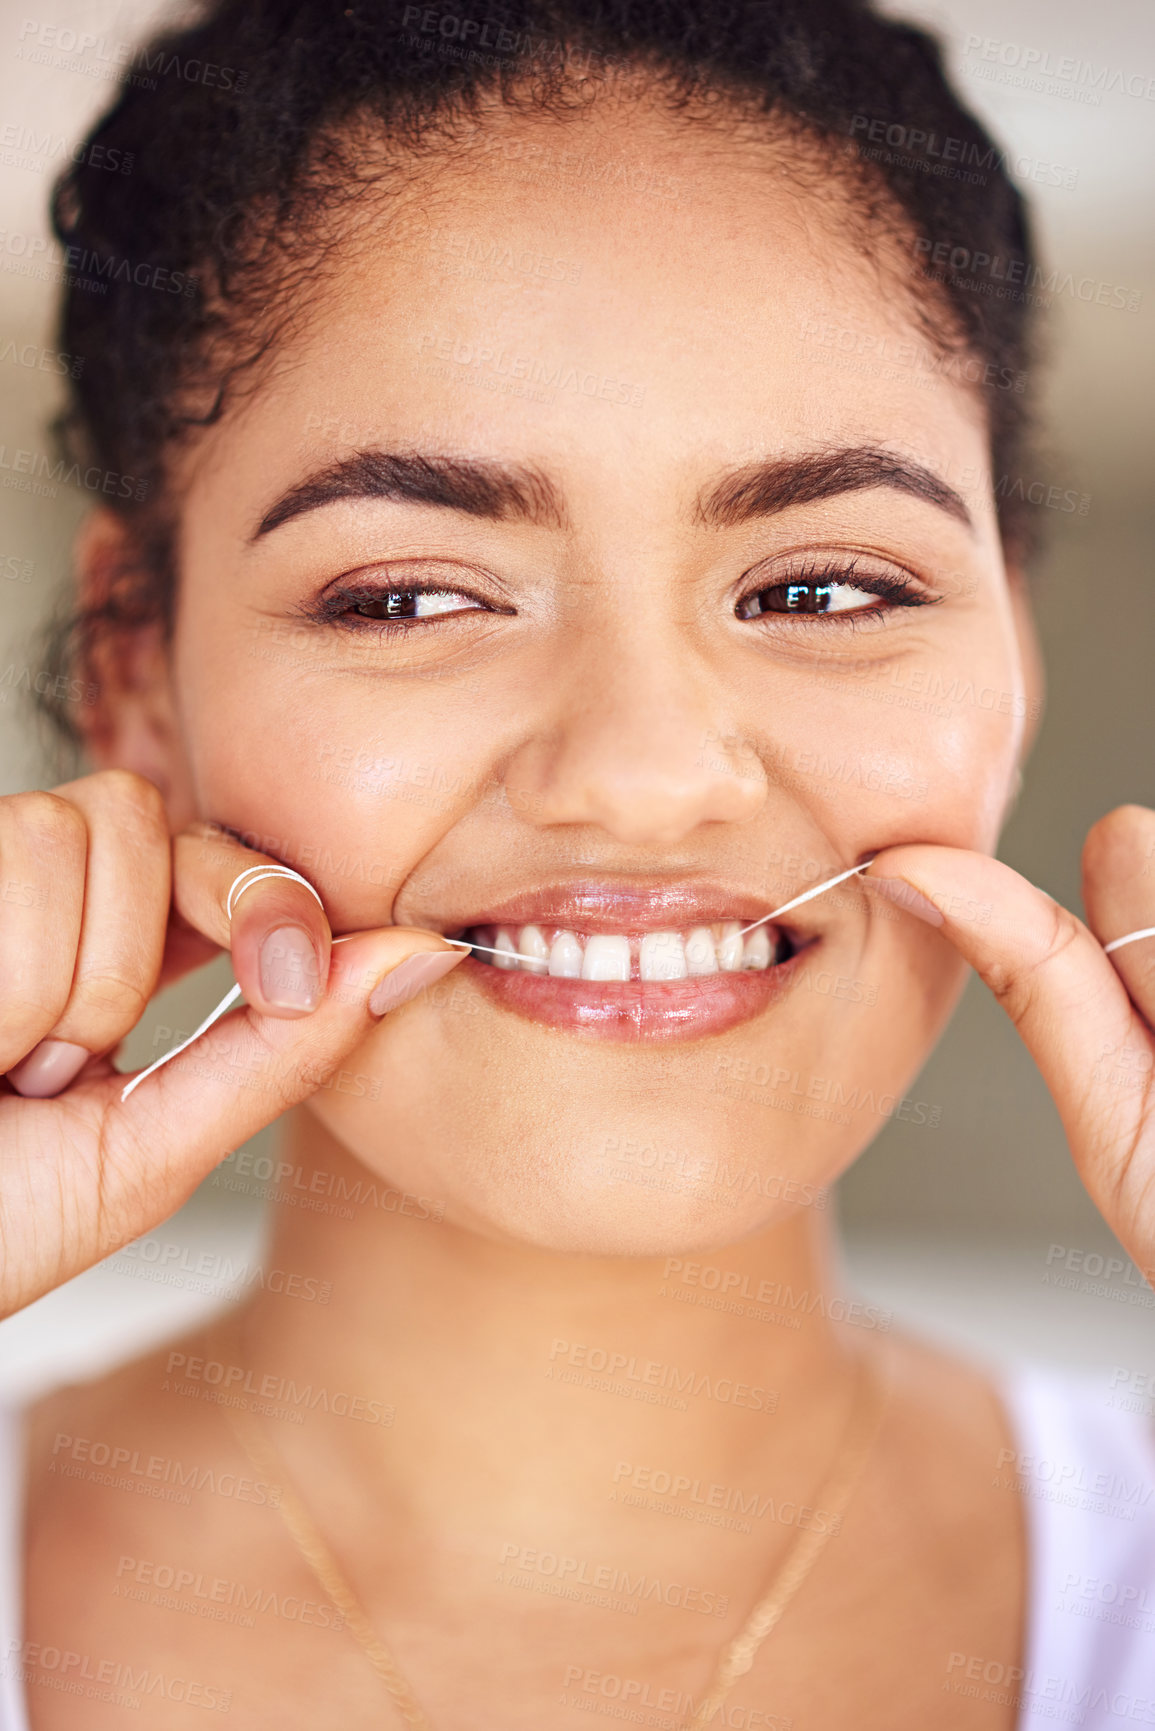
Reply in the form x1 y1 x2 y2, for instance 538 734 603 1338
73 509 199 825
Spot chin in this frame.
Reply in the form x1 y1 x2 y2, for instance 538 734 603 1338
303 1069 861 1258
297 920 953 1257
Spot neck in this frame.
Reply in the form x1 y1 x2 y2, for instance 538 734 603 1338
225 1110 868 1560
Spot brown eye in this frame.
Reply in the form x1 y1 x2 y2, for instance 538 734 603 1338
347 587 483 620
733 561 931 622
738 582 839 617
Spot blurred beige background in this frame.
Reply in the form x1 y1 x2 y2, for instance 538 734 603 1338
1 0 1153 1395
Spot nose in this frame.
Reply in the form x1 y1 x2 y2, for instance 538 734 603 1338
502 631 769 847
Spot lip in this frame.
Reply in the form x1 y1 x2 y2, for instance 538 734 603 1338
435 878 777 936
460 940 814 1042
411 874 833 1042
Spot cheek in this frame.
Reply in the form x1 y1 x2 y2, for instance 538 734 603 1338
762 628 1024 855
172 641 504 926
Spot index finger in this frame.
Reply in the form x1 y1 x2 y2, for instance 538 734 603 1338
1083 805 1155 1036
173 823 332 1018
864 845 1148 1203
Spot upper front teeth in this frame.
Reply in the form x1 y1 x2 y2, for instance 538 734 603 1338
479 920 779 979
494 930 519 968
640 932 688 981
583 935 632 981
519 925 550 974
742 926 772 969
685 927 718 976
548 930 582 978
717 923 744 971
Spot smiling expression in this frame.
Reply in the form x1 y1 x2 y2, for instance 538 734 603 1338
143 90 1035 1253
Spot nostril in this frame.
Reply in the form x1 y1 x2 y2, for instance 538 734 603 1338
501 722 769 841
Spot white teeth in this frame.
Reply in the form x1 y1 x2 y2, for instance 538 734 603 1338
479 919 783 978
742 926 772 970
548 930 583 978
582 934 632 982
494 927 519 969
717 921 744 972
517 924 550 975
639 931 688 982
685 926 718 976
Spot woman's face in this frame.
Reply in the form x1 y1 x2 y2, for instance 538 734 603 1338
148 95 1035 1254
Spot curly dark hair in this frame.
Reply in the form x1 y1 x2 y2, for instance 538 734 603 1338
38 0 1039 747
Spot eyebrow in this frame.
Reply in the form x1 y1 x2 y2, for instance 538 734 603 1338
252 443 972 539
253 450 566 538
694 446 972 531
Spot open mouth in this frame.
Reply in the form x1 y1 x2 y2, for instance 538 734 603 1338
458 919 792 978
446 915 807 1042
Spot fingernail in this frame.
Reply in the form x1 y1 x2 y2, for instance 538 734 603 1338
260 926 322 1011
7 1038 91 1098
369 950 465 1016
868 876 945 927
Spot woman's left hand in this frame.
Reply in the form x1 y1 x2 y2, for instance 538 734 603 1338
867 805 1155 1279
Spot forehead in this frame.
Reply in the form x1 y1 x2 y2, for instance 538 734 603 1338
190 93 990 520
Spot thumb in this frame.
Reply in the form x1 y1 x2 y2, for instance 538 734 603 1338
864 845 1146 1224
110 927 464 1212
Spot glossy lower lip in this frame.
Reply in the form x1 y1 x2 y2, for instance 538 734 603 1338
462 943 813 1042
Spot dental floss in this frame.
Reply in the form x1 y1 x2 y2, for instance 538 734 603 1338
1104 927 1155 956
113 852 1155 1103
119 983 244 1102
733 858 876 940
119 865 326 1104
443 857 877 963
115 855 878 1101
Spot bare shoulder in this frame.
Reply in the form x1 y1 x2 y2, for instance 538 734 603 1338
866 1325 1025 1573
24 1331 227 1535
20 1328 291 1728
752 1325 1027 1731
877 1324 1021 1477
23 1330 230 1608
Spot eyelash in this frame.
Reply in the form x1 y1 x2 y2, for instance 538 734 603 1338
733 556 937 628
300 556 938 636
300 581 500 635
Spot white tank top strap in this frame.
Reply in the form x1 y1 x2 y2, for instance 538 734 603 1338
0 1403 29 1731
997 1366 1155 1728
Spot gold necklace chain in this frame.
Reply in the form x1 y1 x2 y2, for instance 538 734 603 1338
221 1340 891 1729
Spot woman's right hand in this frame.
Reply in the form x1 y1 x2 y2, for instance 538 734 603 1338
867 806 1155 1290
0 770 465 1318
